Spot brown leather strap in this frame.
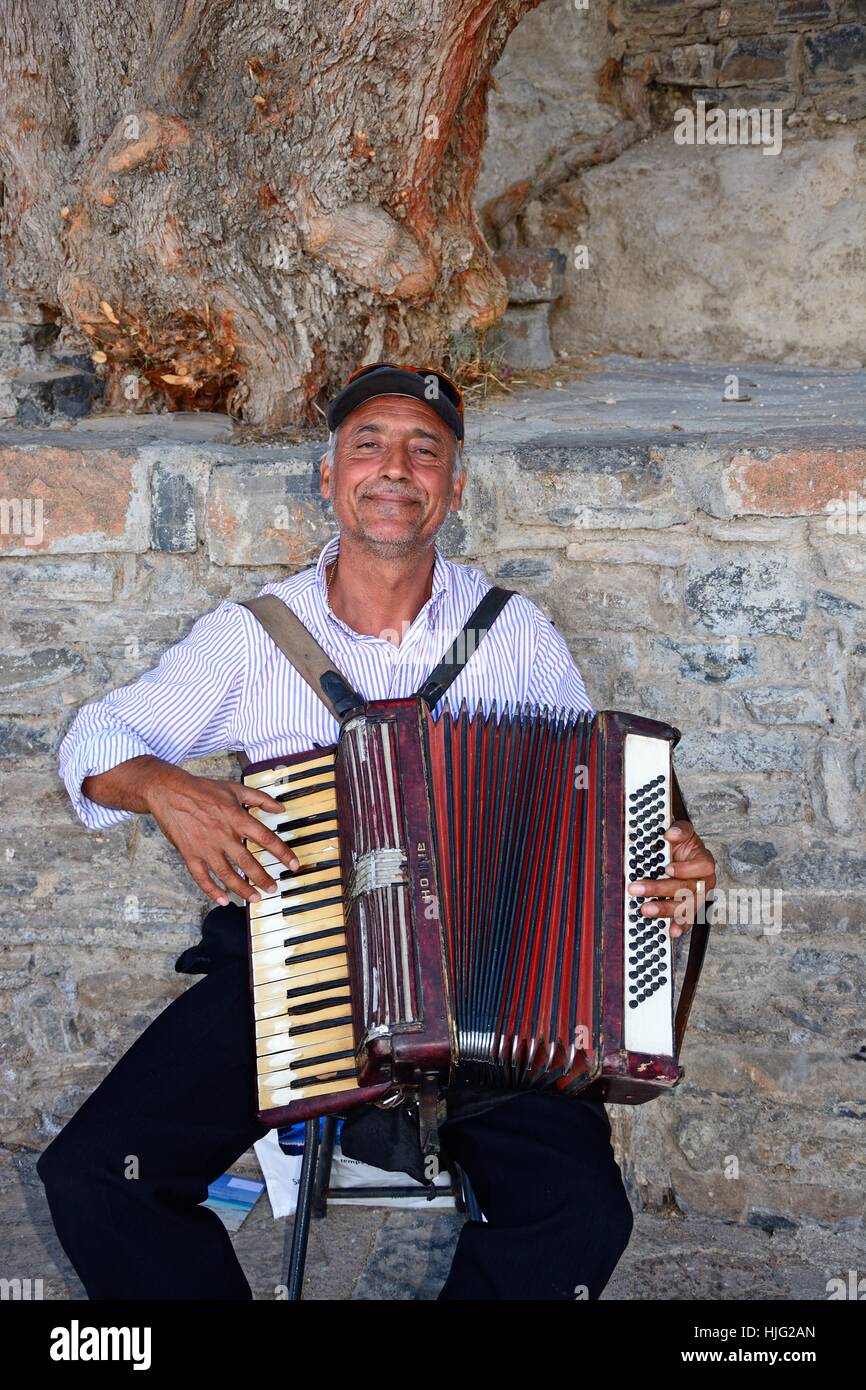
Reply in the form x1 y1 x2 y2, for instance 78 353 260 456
239 596 363 724
670 771 711 1054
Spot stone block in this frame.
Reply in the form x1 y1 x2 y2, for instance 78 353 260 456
206 456 330 566
692 85 797 110
652 42 717 86
725 447 866 517
493 248 567 304
808 518 866 579
0 446 149 555
508 441 692 529
675 727 804 772
1 367 98 424
548 561 666 634
776 0 834 22
494 303 555 370
684 558 809 637
150 460 198 553
656 636 758 683
683 772 809 828
718 35 795 85
0 322 39 372
0 719 59 756
740 684 829 723
566 534 697 566
817 736 864 833
804 23 866 79
810 78 866 120
780 843 866 889
815 586 863 617
0 647 86 708
0 557 115 603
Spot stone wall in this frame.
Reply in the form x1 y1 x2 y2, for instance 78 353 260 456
478 0 866 367
612 0 866 121
1 378 864 1239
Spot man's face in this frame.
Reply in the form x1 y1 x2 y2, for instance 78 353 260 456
319 395 466 556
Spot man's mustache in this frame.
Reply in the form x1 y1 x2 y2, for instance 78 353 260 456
361 487 423 503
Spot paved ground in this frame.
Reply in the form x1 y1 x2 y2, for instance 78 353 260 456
7 1146 863 1301
466 355 866 449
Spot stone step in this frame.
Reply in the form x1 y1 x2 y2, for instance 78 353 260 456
0 366 100 425
0 319 60 371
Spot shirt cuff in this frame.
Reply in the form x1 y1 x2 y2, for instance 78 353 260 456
60 729 157 831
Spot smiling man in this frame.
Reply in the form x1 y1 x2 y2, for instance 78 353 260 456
38 363 716 1302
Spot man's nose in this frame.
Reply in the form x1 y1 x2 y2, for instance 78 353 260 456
376 443 413 478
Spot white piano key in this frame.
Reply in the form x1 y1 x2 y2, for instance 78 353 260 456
249 881 344 925
252 950 349 990
248 791 338 834
259 1073 360 1108
246 829 339 869
256 1006 353 1056
244 753 335 792
250 918 346 958
251 930 347 975
257 1027 356 1075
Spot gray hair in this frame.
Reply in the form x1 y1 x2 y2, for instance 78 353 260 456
325 425 463 474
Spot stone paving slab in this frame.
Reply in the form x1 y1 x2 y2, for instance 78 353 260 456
468 357 866 449
7 1147 862 1302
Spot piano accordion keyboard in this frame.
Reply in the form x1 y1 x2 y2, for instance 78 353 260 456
243 750 362 1110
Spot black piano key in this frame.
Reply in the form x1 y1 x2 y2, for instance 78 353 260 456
272 817 340 839
274 779 336 805
278 925 345 948
288 1015 353 1038
278 892 344 919
276 858 341 882
285 976 350 999
283 945 347 967
289 1047 355 1072
288 1068 357 1091
287 994 352 1017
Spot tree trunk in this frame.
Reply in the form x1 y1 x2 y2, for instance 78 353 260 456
1 0 539 427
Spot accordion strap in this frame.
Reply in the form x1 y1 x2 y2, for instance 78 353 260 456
670 772 711 1054
417 585 515 710
239 582 515 728
239 595 363 723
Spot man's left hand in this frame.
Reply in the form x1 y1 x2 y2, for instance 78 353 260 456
628 821 717 940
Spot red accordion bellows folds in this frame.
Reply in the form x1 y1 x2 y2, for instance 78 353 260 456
243 700 703 1130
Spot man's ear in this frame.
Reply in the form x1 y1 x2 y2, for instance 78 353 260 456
319 452 331 500
449 465 467 512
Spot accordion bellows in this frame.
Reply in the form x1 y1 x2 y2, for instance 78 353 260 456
244 699 688 1129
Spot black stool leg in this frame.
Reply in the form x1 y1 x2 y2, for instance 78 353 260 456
287 1118 320 1301
313 1115 338 1218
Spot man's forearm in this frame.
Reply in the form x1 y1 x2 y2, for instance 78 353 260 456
82 752 300 904
82 755 179 815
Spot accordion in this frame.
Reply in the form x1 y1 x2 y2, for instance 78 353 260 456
243 700 709 1137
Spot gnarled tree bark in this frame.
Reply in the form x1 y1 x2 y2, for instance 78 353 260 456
1 0 539 426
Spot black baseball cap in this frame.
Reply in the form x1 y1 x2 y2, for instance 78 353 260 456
326 362 465 443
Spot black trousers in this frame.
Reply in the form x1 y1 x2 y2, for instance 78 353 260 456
36 947 634 1301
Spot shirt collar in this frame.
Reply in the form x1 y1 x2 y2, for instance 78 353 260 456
315 534 450 631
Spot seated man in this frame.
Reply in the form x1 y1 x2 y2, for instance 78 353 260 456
37 363 716 1301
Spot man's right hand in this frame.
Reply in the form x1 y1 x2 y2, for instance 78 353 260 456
82 755 299 906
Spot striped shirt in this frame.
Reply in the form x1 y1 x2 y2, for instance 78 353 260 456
59 534 593 830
